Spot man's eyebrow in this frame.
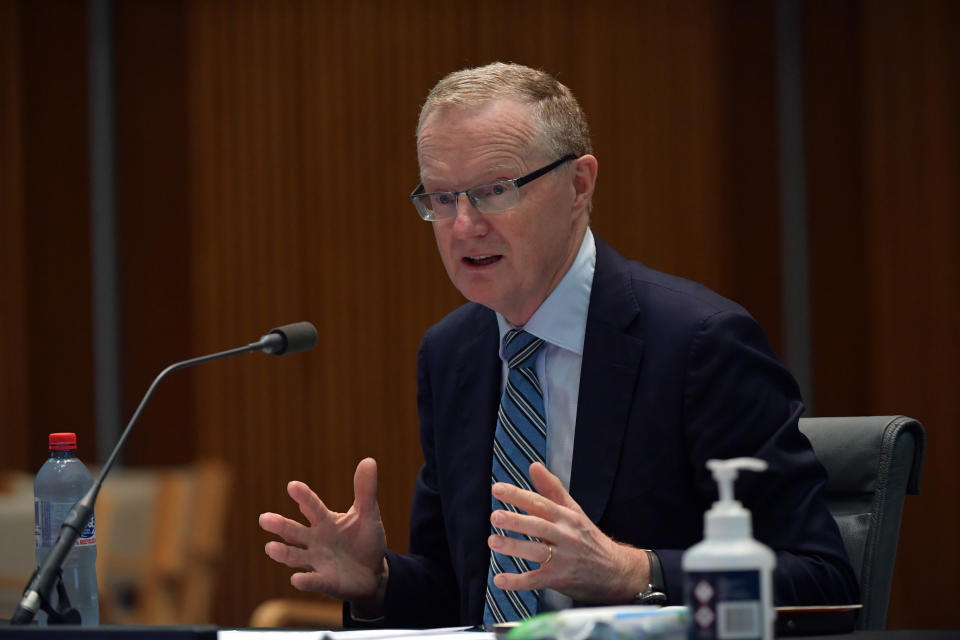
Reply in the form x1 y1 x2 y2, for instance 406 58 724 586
471 161 527 181
422 165 520 190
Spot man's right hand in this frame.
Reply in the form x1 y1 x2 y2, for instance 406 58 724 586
259 457 389 614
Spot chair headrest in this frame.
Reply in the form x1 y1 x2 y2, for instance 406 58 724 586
798 415 925 495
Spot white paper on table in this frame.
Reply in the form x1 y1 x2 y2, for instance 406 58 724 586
219 626 493 640
220 631 327 640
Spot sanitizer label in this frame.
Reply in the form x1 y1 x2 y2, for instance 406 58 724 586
685 570 762 640
34 500 97 549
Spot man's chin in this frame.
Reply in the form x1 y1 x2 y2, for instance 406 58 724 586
455 283 503 313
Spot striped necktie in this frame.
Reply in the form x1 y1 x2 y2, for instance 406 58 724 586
483 329 547 624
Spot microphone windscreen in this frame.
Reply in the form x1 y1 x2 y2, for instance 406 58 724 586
268 321 318 355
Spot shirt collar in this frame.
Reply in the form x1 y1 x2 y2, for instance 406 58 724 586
497 227 596 357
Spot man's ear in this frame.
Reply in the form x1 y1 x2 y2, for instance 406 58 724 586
571 154 598 215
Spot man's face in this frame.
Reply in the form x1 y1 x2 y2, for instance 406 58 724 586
417 99 592 326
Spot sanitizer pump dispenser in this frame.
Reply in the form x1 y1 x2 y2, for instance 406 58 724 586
682 458 775 640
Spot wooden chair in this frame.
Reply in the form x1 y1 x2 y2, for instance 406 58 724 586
96 459 231 624
0 471 36 617
249 597 343 628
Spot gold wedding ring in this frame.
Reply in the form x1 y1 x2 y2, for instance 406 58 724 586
543 544 553 565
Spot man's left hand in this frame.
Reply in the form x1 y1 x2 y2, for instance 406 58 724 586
489 462 649 603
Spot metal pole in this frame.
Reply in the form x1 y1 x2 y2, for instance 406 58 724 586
88 0 122 463
776 0 815 414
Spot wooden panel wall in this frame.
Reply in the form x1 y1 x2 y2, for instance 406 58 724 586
0 0 29 470
805 0 960 628
4 0 956 630
113 0 195 466
1 0 96 471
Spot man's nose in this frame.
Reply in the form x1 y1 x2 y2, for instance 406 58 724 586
451 194 486 237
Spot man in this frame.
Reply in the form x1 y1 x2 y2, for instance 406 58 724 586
259 62 858 627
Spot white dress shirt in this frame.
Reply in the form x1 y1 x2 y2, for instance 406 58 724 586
495 227 596 611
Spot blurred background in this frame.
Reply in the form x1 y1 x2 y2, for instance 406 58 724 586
1 0 957 630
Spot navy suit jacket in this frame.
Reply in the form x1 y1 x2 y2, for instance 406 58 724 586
374 236 858 627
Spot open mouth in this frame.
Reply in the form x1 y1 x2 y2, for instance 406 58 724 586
463 255 502 266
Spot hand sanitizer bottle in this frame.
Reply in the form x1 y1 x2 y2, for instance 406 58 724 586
682 458 774 640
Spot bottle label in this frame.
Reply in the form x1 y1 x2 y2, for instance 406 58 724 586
685 570 763 640
34 500 97 549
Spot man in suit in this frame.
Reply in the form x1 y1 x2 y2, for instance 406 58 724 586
259 62 858 627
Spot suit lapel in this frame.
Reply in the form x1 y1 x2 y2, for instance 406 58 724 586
569 237 645 523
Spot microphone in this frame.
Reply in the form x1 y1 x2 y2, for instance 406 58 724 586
258 320 318 355
10 321 317 625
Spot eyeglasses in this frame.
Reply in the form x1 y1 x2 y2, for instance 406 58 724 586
410 154 577 221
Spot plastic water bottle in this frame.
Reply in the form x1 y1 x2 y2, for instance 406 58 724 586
34 432 100 626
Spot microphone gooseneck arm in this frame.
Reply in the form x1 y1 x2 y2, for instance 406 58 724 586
10 321 317 625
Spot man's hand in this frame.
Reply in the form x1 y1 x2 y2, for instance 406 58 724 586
259 457 389 613
489 462 649 603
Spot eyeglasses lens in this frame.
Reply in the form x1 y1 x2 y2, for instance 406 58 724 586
468 182 519 214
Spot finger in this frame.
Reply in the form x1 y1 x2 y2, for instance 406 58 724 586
287 480 329 527
258 512 311 547
353 457 380 516
489 533 552 565
491 508 554 542
493 567 544 592
529 462 581 512
492 482 563 521
290 571 331 593
258 511 286 534
264 540 315 571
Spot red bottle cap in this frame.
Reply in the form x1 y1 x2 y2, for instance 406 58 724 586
49 432 77 450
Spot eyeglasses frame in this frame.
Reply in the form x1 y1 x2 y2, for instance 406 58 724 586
410 153 578 221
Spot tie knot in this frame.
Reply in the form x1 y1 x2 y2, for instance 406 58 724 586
503 329 545 369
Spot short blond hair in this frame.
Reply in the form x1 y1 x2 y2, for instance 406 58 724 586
417 62 592 160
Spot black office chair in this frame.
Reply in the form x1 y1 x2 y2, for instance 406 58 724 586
797 415 925 630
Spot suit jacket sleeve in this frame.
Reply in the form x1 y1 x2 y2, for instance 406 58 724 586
375 336 462 627
653 308 859 606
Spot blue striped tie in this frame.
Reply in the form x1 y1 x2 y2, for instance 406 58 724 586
483 329 547 624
